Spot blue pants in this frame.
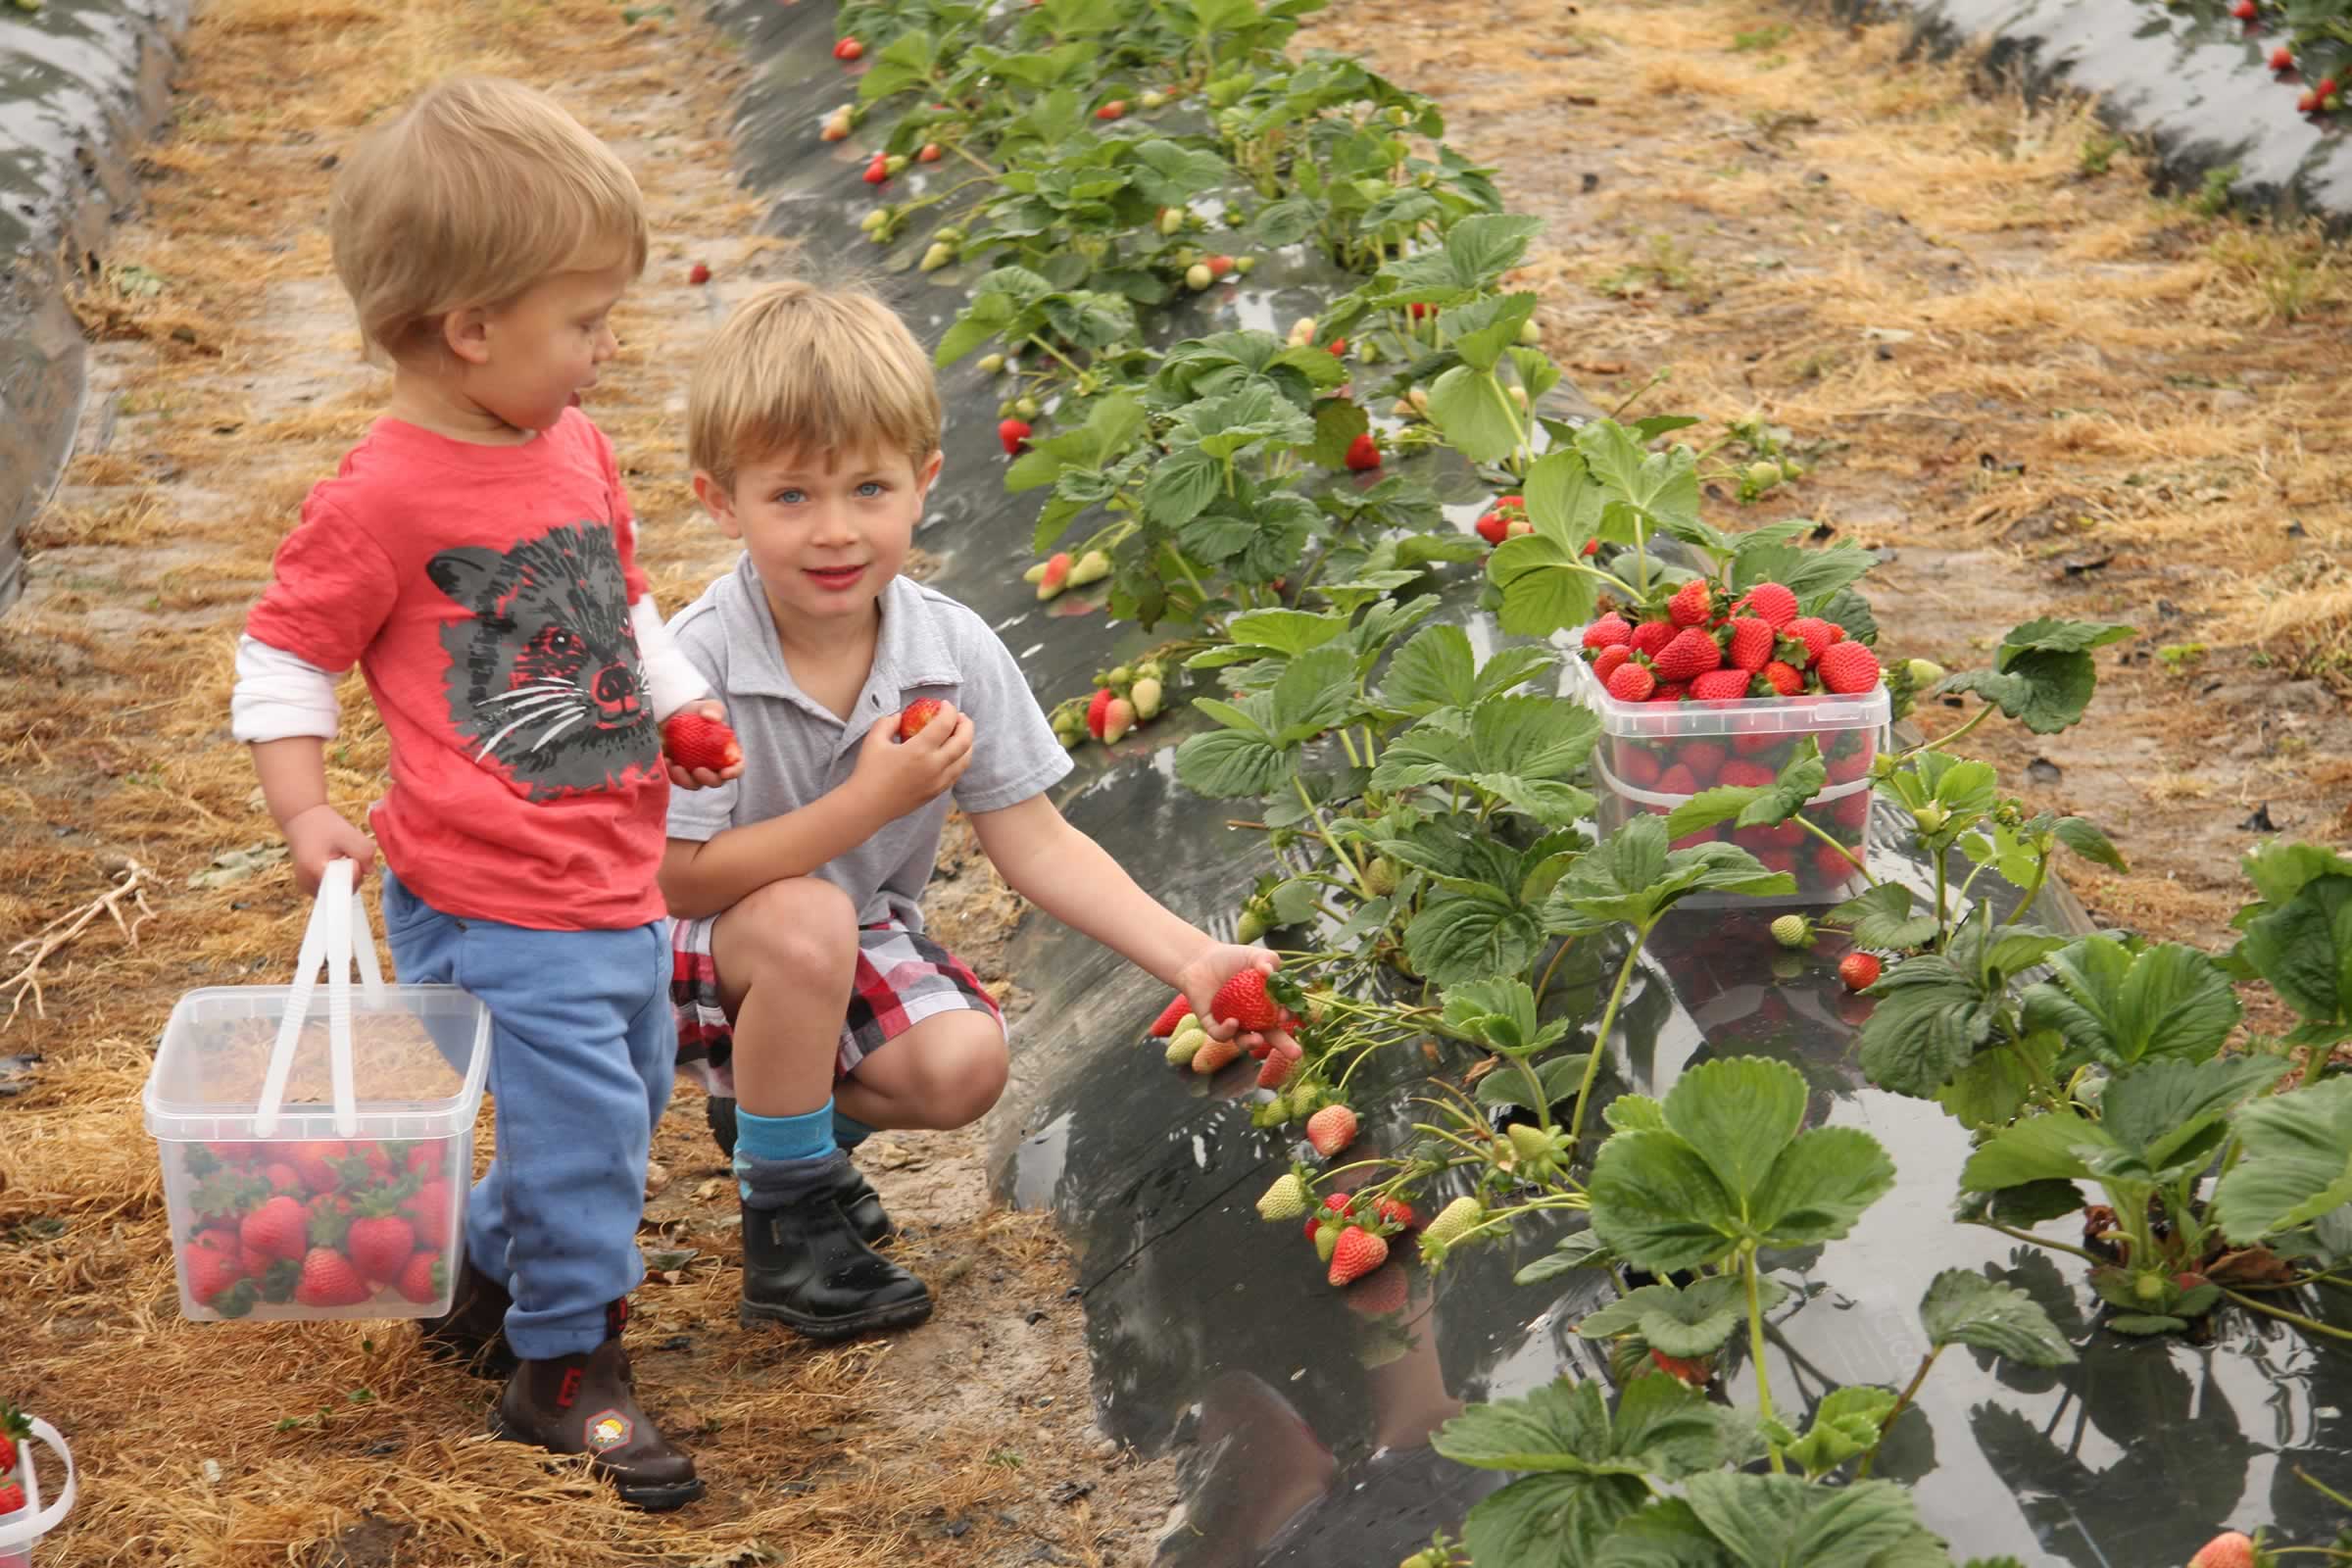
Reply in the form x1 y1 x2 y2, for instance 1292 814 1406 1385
380 864 674 1360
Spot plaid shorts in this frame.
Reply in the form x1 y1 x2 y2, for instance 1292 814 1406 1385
669 914 1003 1099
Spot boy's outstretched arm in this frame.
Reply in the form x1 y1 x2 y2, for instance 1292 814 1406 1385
970 794 1276 1040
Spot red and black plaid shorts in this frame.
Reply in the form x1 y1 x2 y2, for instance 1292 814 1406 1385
668 913 1002 1099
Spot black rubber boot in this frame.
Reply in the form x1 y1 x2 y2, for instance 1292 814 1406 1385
490 1299 704 1511
417 1256 517 1379
738 1152 932 1341
710 1096 895 1247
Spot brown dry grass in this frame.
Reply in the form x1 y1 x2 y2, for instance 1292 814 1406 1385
0 3 1152 1564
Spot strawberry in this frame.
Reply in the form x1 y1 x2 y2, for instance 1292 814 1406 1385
262 1161 306 1196
1690 669 1752 703
2189 1533 2256 1568
1618 745 1664 788
1656 763 1698 796
1813 843 1858 886
1734 582 1799 628
1328 1227 1389 1286
1085 686 1115 740
1305 1192 1356 1239
1592 645 1634 684
1148 995 1194 1038
1095 100 1127 121
1372 1196 1415 1229
396 1250 449 1305
1838 952 1883 992
1648 1348 1712 1386
401 1179 454 1251
1605 662 1657 703
1770 914 1813 949
1191 1036 1242 1074
1717 760 1776 789
1205 255 1235 279
2299 88 2319 112
1210 969 1283 1032
1650 683 1689 703
1257 1051 1296 1090
832 36 863 60
688 262 711 285
1816 641 1882 694
1667 578 1714 627
206 1140 262 1166
862 157 890 185
1833 790 1873 829
663 712 741 772
1305 1103 1358 1157
2272 45 2294 70
1101 697 1137 744
1421 1196 1484 1247
1680 740 1727 780
1256 1173 1308 1221
1344 432 1381 471
1475 510 1508 545
918 142 943 162
1328 338 1348 356
0 1481 23 1516
1724 616 1776 671
1650 628 1723 682
1629 620 1675 658
898 698 944 740
183 1242 248 1305
294 1247 371 1308
999 417 1033 455
1758 660 1803 696
1583 613 1633 651
2230 0 2256 17
240 1195 312 1263
1782 617 1843 668
286 1140 348 1193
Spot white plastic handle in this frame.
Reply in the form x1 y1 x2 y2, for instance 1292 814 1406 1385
0 1417 76 1549
254 858 386 1139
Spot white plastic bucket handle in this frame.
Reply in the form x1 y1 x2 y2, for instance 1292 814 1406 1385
0 1417 76 1551
253 858 386 1140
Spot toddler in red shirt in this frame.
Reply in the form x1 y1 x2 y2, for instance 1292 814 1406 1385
228 75 727 1510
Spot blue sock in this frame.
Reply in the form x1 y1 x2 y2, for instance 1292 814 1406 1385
735 1100 837 1200
832 1108 878 1152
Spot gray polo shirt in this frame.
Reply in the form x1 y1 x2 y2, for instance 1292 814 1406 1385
664 556 1073 932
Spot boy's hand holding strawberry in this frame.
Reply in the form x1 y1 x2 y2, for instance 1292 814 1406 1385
852 700 974 823
662 700 747 791
1175 943 1286 1046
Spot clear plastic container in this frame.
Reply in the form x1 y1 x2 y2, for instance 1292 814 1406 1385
142 861 490 1322
1567 656 1890 908
0 1414 74 1568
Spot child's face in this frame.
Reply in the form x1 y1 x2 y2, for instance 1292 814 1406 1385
697 442 943 631
453 260 633 432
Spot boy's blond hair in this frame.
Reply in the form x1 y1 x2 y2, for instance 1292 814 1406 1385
328 76 649 363
689 280 944 490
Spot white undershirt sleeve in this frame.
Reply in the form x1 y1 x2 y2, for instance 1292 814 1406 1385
229 635 342 743
632 595 710 721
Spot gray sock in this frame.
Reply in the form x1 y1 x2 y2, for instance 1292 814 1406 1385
737 1148 845 1210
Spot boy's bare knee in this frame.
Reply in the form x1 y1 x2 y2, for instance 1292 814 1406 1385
728 877 858 985
924 1023 1009 1127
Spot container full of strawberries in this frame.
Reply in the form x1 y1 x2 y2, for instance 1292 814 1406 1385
142 859 490 1323
0 1405 74 1568
1569 576 1888 907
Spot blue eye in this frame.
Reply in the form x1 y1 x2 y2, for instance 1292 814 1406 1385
857 481 885 498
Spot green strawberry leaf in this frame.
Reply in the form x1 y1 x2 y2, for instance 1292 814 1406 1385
2240 872 2352 1032
1830 884 1943 954
1683 1473 1936 1568
1404 895 1545 987
1936 617 2133 734
1918 1268 2076 1367
1935 1029 2060 1133
1855 952 2005 1098
1958 1110 2116 1192
1572 1276 1784 1357
2053 815 2128 872
2211 1074 2352 1246
1424 364 1525 464
2099 1054 2290 1171
1781 1385 1901 1480
2017 935 2243 1074
1578 419 1701 536
1663 740 1824 840
1442 292 1540 373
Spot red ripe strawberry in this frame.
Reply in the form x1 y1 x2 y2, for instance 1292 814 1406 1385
1628 620 1675 658
1649 1348 1711 1386
1305 1103 1358 1156
184 1242 248 1305
1759 847 1799 877
405 1143 441 1179
1717 760 1777 789
192 1223 241 1255
1210 970 1282 1031
1344 432 1381 471
2230 0 2256 17
400 1180 455 1252
1095 100 1127 121
1328 339 1348 356
1085 686 1115 740
833 36 863 60
1475 510 1508 545
1205 255 1235 279
1813 843 1859 886
1758 661 1804 696
918 142 943 162
862 158 890 185
206 1140 262 1166
688 262 711 286
2300 88 2320 112
240 1195 311 1263
1690 669 1752 703
262 1161 306 1196
1148 995 1194 1038
1583 613 1633 651
1667 578 1713 627
1671 829 1717 852
1834 790 1873 829
1816 642 1882 694
1592 645 1634 684
1680 740 1727 781
1735 582 1799 628
287 1140 348 1194
1372 1196 1415 1229
663 711 741 772
1650 682 1689 703
1838 952 1883 991
1618 745 1664 788
294 1247 371 1308
999 417 1032 455
898 698 944 740
1782 617 1842 667
2323 75 2341 96
1328 1226 1389 1286
1257 1052 1296 1090
1724 616 1776 671
396 1250 449 1306
1605 662 1657 703
2189 1534 2255 1568
0 1481 21 1517
2272 45 2294 70
346 1207 416 1286
1650 628 1723 682
1305 1192 1356 1240
1657 763 1698 796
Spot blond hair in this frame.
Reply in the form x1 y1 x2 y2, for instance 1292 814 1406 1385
689 280 944 490
328 76 648 363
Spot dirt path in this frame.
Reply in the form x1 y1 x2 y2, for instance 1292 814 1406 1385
0 3 1166 1563
1310 0 2352 949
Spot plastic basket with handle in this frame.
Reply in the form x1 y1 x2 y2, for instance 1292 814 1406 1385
0 1415 74 1568
142 859 491 1321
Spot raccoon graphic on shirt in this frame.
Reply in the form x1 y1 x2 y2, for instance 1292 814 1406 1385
426 521 662 799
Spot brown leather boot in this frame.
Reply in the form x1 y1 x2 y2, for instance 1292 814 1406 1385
489 1300 704 1511
417 1256 516 1379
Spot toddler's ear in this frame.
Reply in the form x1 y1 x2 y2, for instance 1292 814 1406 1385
691 471 740 533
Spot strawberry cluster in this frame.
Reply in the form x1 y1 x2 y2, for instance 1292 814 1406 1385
2245 1 2347 116
1054 657 1168 750
177 1138 459 1318
0 1403 27 1520
1581 578 1882 705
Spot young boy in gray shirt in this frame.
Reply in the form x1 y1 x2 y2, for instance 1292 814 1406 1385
660 281 1279 1340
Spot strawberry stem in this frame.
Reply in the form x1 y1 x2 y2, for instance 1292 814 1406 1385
1853 1346 1941 1481
1744 1246 1787 1475
1792 815 1880 888
2219 1287 2352 1344
1562 928 1652 1155
1294 777 1375 901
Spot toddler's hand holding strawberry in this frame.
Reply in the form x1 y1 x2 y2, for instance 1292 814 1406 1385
663 701 745 791
285 805 376 895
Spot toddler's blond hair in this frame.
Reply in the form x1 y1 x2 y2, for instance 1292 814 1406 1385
689 280 944 490
328 76 649 363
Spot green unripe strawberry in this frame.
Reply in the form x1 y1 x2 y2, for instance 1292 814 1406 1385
1186 262 1214 290
1770 914 1813 950
919 241 955 271
1422 1196 1484 1245
1365 858 1397 897
1745 460 1783 490
1014 396 1040 418
1905 658 1947 686
1257 1173 1308 1222
977 353 1005 374
1233 256 1255 274
1519 318 1543 345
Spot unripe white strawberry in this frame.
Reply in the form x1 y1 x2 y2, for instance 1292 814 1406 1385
1101 697 1136 744
1129 676 1162 720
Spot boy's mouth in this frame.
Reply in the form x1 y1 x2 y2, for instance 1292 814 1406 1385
805 564 866 592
